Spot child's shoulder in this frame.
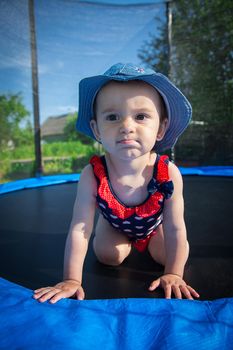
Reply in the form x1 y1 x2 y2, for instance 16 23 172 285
80 163 96 181
167 160 183 185
78 163 97 193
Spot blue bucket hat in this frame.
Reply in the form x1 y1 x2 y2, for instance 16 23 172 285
76 62 192 152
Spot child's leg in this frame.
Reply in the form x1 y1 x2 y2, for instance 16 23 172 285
93 214 132 266
148 225 189 266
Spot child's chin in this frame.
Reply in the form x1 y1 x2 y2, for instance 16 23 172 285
116 149 145 160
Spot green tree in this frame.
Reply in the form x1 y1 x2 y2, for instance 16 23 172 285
139 0 233 123
0 94 32 149
139 0 233 163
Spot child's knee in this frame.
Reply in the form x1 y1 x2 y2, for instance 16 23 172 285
93 240 130 266
96 252 122 266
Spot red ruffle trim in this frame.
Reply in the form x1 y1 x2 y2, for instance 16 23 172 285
90 155 170 220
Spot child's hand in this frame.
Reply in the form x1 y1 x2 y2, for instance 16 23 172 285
148 274 200 300
33 279 85 304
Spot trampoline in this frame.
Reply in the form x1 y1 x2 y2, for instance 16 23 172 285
0 169 233 299
0 169 233 349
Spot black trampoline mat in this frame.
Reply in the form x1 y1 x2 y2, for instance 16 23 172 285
0 176 232 300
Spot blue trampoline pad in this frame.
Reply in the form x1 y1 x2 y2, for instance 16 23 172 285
0 174 80 195
0 166 233 195
179 166 233 176
0 278 232 350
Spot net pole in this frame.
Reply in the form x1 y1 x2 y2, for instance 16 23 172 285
166 0 175 162
28 0 43 177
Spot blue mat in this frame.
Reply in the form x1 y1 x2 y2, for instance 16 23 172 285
1 166 233 195
0 278 232 349
179 166 233 177
0 174 80 195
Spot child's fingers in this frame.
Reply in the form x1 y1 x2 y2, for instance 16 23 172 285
49 288 85 303
35 288 59 303
164 284 172 299
148 278 160 291
34 287 51 294
170 284 199 300
33 284 85 304
33 287 53 299
49 290 70 304
148 276 200 300
179 285 193 300
172 285 182 299
186 286 200 298
76 288 85 300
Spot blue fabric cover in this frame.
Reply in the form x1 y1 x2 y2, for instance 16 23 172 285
0 174 80 195
0 278 232 349
0 166 233 195
179 166 233 176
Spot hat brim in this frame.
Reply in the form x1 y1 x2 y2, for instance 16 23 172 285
76 73 192 152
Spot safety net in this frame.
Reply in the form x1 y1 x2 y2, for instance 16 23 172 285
0 0 232 183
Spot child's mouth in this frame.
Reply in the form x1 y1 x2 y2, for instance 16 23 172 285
117 139 137 144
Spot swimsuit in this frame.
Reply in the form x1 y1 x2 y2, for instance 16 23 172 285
90 154 174 252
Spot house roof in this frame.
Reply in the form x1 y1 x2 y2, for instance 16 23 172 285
41 114 69 137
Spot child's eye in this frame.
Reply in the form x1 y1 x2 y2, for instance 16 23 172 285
136 114 147 120
106 114 118 121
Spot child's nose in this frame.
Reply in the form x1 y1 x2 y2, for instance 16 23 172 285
119 117 135 133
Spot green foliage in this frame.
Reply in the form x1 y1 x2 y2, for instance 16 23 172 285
42 141 95 157
171 0 232 124
0 95 98 181
139 0 233 122
42 154 95 175
63 113 94 145
9 161 34 178
43 157 74 174
0 144 34 161
0 141 97 182
0 141 95 160
0 94 100 181
0 94 33 149
139 0 233 163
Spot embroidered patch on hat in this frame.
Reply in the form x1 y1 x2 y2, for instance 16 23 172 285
135 67 145 73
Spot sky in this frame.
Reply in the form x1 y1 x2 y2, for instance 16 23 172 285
0 0 166 125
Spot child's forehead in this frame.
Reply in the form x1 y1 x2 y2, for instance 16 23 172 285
94 80 164 116
96 80 160 99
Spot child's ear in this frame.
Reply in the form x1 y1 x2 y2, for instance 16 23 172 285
90 119 101 142
157 118 168 141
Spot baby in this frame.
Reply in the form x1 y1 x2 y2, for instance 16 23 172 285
34 63 199 303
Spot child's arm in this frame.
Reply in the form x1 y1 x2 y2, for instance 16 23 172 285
33 164 97 303
149 162 199 299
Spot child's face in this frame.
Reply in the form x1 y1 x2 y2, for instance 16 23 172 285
90 81 167 160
